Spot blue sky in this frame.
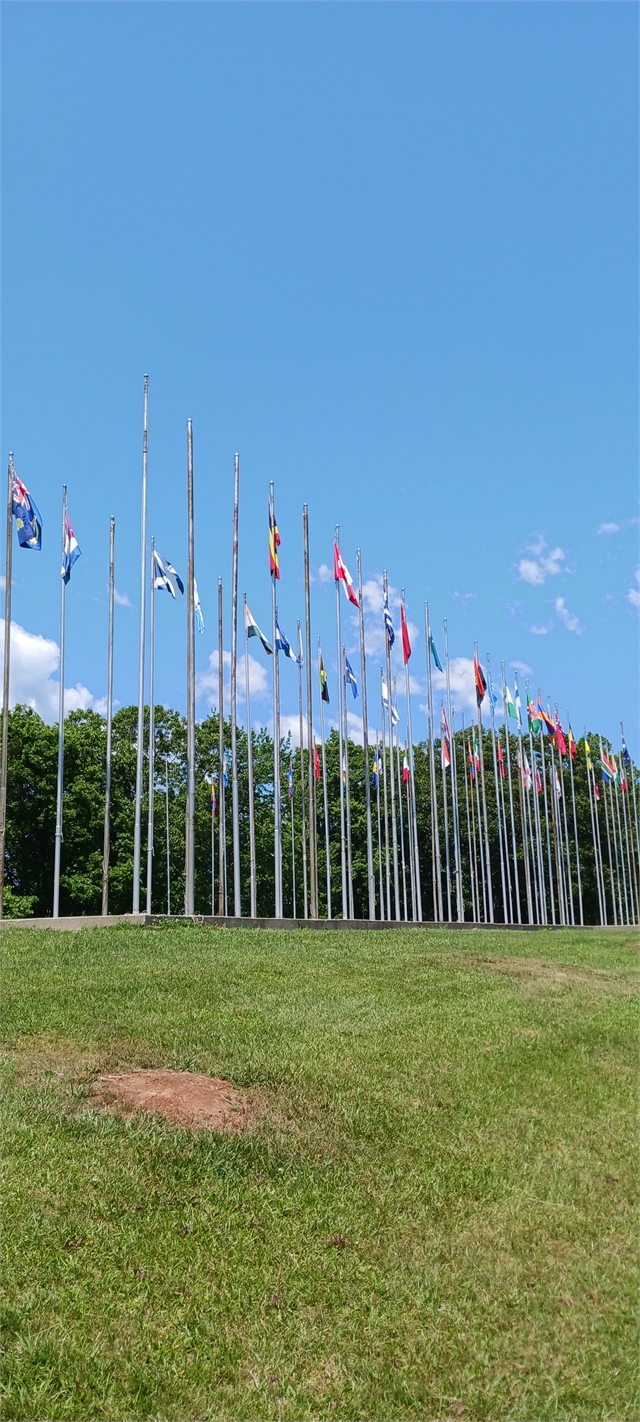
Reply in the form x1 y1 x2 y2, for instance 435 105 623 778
2 2 637 752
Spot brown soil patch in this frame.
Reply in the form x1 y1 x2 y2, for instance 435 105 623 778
93 1069 251 1132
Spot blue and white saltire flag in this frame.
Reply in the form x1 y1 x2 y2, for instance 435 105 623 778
61 512 81 584
515 688 523 730
153 550 184 598
193 578 205 632
287 765 294 799
12 471 43 551
381 679 400 726
487 678 499 711
222 755 229 789
275 621 300 663
345 657 358 699
383 592 395 648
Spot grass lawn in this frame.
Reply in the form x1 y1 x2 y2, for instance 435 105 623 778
1 924 638 1422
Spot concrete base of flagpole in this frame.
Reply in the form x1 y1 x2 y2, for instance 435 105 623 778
0 914 629 932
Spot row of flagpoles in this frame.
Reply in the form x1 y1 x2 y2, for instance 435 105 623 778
1 375 638 924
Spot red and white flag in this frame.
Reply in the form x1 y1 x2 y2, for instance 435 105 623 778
400 602 412 664
402 753 410 783
314 746 321 780
333 542 359 607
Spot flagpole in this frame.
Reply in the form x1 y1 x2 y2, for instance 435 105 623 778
184 421 196 916
375 733 384 918
496 721 514 924
474 644 493 923
218 577 226 915
556 724 574 925
405 736 417 919
230 453 241 918
380 671 392 920
440 705 452 921
133 374 149 914
53 486 67 919
613 771 630 923
343 644 355 919
165 755 171 915
303 507 317 918
500 666 521 923
210 778 215 916
622 719 640 880
472 728 487 920
334 529 348 919
514 674 533 922
0 455 14 921
536 707 556 924
621 767 638 923
270 484 282 918
318 639 332 918
606 755 626 923
526 690 546 923
244 595 257 918
585 735 606 924
382 577 400 920
100 516 115 916
461 715 476 920
145 536 156 914
425 603 443 921
443 620 462 920
393 678 408 920
598 755 616 923
566 718 583 925
297 621 309 919
486 652 508 923
402 593 422 921
547 732 566 923
288 755 296 917
357 550 375 918
592 763 607 924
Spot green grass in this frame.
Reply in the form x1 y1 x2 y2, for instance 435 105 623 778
1 924 638 1422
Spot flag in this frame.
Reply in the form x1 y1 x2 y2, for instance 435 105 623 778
518 751 532 790
333 542 358 606
403 752 410 782
319 650 330 703
555 770 562 800
621 736 631 769
210 785 217 818
473 734 480 772
474 652 487 706
382 680 399 726
245 604 272 655
11 471 42 551
269 508 280 579
515 688 523 729
222 756 229 789
193 578 205 632
554 713 567 757
153 550 184 599
527 697 542 736
287 765 294 798
468 740 476 781
505 685 519 724
61 511 81 584
400 603 411 664
383 590 395 648
275 621 299 663
594 780 600 801
568 725 577 760
314 746 321 780
535 767 542 794
429 633 443 673
498 741 505 779
372 749 381 790
441 738 450 771
342 757 347 784
487 678 498 711
585 737 593 772
345 657 358 699
536 699 555 737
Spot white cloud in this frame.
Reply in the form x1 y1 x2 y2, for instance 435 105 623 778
430 656 478 717
530 623 551 636
518 539 566 586
317 563 332 584
597 522 620 536
627 568 640 611
555 597 583 635
196 649 271 712
510 660 532 675
452 591 476 606
114 588 132 607
0 618 99 721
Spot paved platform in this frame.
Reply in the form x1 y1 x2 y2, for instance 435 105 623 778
0 913 621 931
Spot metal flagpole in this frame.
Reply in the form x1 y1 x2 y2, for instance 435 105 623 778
401 593 421 921
303 507 317 917
500 666 521 923
486 652 508 923
270 484 282 918
536 711 556 925
230 454 241 918
566 718 584 926
343 645 355 919
526 697 546 923
607 763 626 923
513 674 532 922
557 728 575 925
620 769 638 923
592 763 607 924
613 771 630 924
101 516 115 916
289 756 297 918
210 778 215 916
461 715 476 921
440 706 452 921
133 374 149 913
145 536 156 914
357 550 376 918
599 757 616 924
383 573 400 920
474 645 493 923
165 755 171 915
184 420 196 916
0 455 14 920
297 621 309 919
375 733 384 918
585 735 606 924
393 680 408 920
622 720 640 878
404 735 417 920
496 723 513 924
472 728 487 920
318 638 331 918
425 603 443 921
52 487 68 918
218 578 226 916
548 734 566 924
443 620 462 920
380 672 392 920
334 529 347 919
244 595 257 918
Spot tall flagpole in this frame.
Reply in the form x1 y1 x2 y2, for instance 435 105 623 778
383 573 400 920
0 455 14 920
440 705 452 920
622 720 640 879
425 603 442 920
474 644 493 923
101 516 115 916
303 507 317 917
270 485 282 918
402 592 422 921
443 620 462 920
612 771 630 923
184 420 196 916
145 536 156 914
501 664 522 924
357 550 375 918
548 733 566 923
375 734 384 917
334 529 347 919
244 595 257 918
567 717 584 926
514 674 533 922
53 486 67 919
343 645 355 919
297 621 309 919
318 638 332 918
218 578 226 915
289 756 297 918
537 713 556 925
584 742 604 923
380 672 392 920
133 374 149 913
486 652 508 923
393 678 408 920
621 769 638 923
461 715 476 920
230 454 241 917
472 727 487 920
556 720 575 925
165 755 171 915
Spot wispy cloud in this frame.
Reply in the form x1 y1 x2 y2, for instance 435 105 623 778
452 591 476 606
597 522 620 536
317 563 332 584
627 568 640 611
555 597 583 635
518 538 566 586
114 588 132 607
530 623 552 636
510 660 532 675
196 649 270 710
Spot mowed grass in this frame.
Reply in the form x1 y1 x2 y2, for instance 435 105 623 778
1 924 638 1422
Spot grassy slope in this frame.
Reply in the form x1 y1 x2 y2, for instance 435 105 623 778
1 925 638 1422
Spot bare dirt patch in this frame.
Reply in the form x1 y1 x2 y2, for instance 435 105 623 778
92 1069 251 1132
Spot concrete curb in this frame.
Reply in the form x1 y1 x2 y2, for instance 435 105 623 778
0 914 631 932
